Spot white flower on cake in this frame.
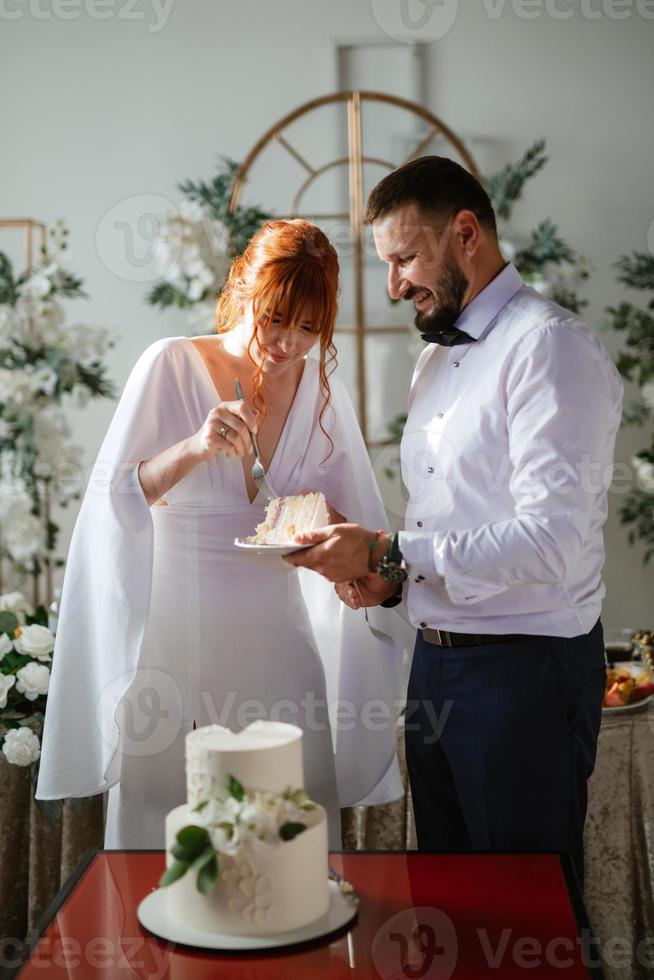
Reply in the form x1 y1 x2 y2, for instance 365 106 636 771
160 772 316 895
222 860 274 928
2 726 41 766
15 662 51 700
13 624 55 661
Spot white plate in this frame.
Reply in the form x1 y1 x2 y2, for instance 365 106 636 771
602 660 654 714
233 538 312 556
137 878 358 951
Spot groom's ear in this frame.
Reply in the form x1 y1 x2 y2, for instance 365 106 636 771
452 209 482 258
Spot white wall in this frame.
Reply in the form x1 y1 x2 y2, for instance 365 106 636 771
1 0 652 626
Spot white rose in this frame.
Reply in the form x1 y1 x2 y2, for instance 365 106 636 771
0 634 14 661
21 272 51 299
0 591 33 622
632 456 654 494
30 364 58 397
2 726 41 766
278 797 304 826
15 662 50 700
223 795 246 821
194 797 226 827
4 511 45 563
209 823 242 856
240 803 279 845
14 624 55 661
0 673 16 709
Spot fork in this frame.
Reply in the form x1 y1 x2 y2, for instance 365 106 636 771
234 378 277 501
351 581 395 646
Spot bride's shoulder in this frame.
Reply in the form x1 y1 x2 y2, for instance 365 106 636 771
135 335 193 367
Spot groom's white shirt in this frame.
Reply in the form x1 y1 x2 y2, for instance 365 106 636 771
398 263 624 638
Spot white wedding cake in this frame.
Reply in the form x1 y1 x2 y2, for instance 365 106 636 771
161 721 329 935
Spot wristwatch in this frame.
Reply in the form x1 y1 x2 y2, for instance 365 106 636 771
377 531 408 585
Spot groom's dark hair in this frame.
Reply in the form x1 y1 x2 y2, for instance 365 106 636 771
364 155 497 235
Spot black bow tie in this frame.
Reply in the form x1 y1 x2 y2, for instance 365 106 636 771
420 326 476 347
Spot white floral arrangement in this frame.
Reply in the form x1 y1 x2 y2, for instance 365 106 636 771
159 773 316 894
151 199 232 336
0 219 117 589
146 158 271 336
0 590 55 769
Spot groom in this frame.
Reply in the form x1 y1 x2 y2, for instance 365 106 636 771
286 155 623 889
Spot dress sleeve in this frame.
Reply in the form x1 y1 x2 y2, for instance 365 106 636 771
296 372 416 807
36 337 192 799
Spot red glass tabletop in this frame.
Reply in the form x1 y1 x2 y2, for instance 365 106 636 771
13 850 599 978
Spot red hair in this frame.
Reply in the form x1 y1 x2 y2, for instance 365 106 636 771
215 220 339 456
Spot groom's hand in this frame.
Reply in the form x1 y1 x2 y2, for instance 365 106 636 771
335 574 400 608
283 523 377 582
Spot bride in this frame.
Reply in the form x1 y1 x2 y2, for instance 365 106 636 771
36 219 407 849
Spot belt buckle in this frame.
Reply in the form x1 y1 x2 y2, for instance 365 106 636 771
425 628 453 647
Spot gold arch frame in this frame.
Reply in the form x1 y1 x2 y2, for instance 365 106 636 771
229 91 479 445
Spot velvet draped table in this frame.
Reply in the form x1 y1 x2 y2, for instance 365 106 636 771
2 708 653 979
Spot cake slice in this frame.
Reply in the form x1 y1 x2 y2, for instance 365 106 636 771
247 491 329 545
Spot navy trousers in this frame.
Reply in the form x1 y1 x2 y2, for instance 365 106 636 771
405 619 605 889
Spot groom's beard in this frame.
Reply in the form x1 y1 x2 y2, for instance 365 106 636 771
407 249 469 335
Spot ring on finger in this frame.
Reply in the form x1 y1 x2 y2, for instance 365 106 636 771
218 423 230 438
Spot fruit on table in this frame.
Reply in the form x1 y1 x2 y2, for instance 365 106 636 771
603 667 654 708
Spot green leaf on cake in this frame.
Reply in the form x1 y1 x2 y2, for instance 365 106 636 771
193 799 209 812
159 859 189 887
171 824 210 861
279 821 307 841
228 774 245 801
196 853 219 894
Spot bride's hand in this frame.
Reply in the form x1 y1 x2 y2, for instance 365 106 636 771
192 401 259 460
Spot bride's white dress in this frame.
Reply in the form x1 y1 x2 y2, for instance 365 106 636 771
36 338 411 850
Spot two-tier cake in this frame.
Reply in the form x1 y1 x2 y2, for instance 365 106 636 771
161 721 329 936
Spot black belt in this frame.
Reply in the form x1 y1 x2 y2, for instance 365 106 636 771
420 627 522 648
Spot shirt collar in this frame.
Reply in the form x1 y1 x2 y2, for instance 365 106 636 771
454 262 524 340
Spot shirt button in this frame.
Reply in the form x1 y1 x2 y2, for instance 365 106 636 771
427 466 434 474
417 520 423 527
420 621 427 628
452 361 460 368
436 412 444 418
